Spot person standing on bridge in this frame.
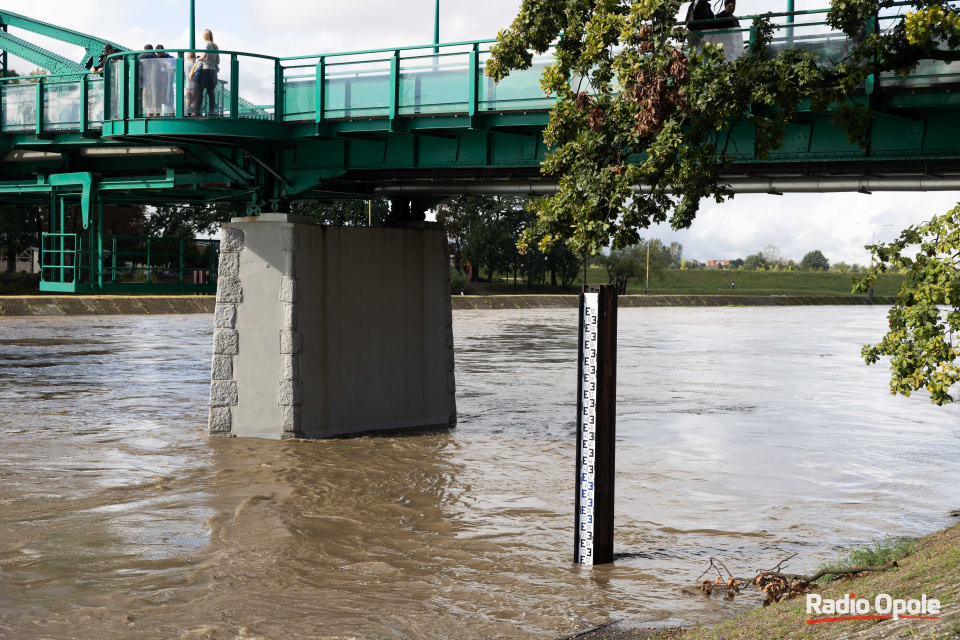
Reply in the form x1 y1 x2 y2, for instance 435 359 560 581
154 45 175 116
92 44 119 75
195 30 220 117
185 51 199 116
139 44 159 118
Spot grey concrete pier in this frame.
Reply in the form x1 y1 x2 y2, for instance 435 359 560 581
209 214 456 439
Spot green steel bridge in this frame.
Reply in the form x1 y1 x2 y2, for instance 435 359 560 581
1 5 959 293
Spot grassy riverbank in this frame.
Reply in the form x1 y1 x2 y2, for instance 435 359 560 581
577 522 960 640
471 268 906 297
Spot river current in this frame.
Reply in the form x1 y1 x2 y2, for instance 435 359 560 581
0 306 957 639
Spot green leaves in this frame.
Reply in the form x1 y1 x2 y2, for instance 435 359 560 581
489 0 960 402
488 0 960 257
857 208 960 405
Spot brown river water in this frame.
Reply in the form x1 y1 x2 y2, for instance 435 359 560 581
0 307 958 639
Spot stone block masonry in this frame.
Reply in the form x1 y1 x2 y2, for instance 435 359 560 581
209 215 456 439
208 226 244 436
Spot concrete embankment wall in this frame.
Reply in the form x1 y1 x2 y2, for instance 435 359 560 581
451 294 896 310
0 296 215 316
0 294 895 316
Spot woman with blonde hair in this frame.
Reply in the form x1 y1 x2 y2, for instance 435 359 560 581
194 29 220 116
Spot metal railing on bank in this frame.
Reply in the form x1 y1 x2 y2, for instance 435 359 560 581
40 232 219 292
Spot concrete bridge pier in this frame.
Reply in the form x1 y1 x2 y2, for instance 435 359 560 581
208 214 457 439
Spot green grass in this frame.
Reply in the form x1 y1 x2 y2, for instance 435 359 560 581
469 267 907 297
675 522 960 640
813 536 919 585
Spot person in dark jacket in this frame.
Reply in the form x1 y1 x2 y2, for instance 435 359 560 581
92 44 118 75
713 0 740 30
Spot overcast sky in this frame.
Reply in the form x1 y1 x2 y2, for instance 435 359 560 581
2 0 953 264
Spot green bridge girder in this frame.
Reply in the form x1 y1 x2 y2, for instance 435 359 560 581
0 9 125 73
0 6 957 292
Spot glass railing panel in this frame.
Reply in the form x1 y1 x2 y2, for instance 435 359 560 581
88 77 104 127
108 61 123 119
282 66 316 121
236 57 276 120
324 59 391 119
478 53 555 112
44 80 82 130
138 56 178 117
879 58 960 89
1 83 37 132
183 54 228 117
877 16 960 89
688 26 750 61
398 52 469 115
766 22 858 68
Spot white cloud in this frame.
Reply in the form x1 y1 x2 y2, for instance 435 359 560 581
651 192 960 265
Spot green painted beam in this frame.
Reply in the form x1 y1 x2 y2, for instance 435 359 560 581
0 9 124 70
0 30 86 76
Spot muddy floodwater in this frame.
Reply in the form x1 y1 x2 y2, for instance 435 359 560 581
0 306 958 639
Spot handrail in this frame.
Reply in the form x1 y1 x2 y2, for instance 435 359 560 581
0 71 85 83
106 49 280 63
280 38 500 62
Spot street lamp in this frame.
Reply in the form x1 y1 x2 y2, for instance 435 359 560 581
434 0 440 54
858 223 892 298
189 0 196 50
644 225 651 295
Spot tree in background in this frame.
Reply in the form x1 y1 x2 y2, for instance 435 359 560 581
597 239 674 285
667 241 683 268
832 261 851 273
598 247 642 283
858 209 960 405
801 250 830 272
546 243 584 287
293 199 392 226
0 206 40 272
438 196 550 285
744 252 766 271
102 205 148 236
146 203 234 238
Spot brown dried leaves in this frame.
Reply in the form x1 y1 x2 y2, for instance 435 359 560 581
754 573 813 606
626 49 688 138
698 576 742 599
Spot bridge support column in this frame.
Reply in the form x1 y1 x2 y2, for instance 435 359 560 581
209 214 456 439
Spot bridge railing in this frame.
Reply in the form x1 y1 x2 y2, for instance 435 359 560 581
5 2 960 136
279 40 559 123
1 72 104 134
103 49 279 121
40 232 220 293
